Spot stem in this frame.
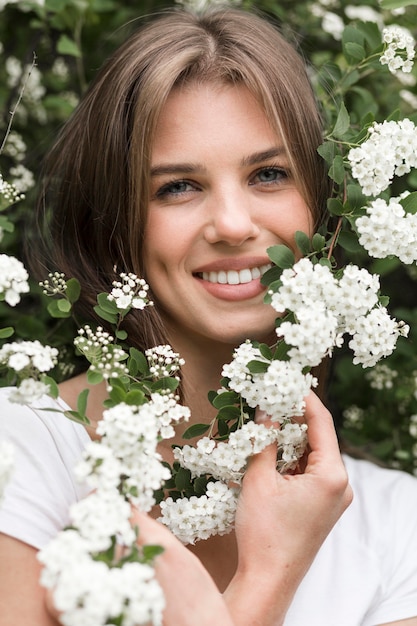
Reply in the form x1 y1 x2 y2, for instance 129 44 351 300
327 216 343 260
0 53 37 156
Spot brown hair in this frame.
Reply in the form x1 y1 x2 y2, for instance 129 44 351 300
31 7 329 353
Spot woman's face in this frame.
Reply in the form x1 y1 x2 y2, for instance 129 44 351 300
144 83 312 349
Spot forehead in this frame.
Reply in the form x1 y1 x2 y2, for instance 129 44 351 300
151 83 284 164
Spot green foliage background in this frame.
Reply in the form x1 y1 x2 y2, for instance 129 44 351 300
1 0 417 473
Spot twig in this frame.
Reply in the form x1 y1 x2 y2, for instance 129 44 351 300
0 52 38 156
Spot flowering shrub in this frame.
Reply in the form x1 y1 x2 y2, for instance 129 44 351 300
1 0 417 623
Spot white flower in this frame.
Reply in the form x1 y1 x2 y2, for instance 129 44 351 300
348 119 417 196
74 325 128 381
69 489 136 552
174 422 277 483
8 378 50 403
107 273 152 310
380 25 415 75
145 344 185 379
39 531 164 626
349 307 409 367
159 481 239 544
366 363 398 390
0 340 58 373
0 254 29 305
356 194 417 264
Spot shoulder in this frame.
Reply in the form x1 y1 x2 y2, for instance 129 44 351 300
0 386 91 549
0 385 89 448
341 454 417 565
343 453 417 510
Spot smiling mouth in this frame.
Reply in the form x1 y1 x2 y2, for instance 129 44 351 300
196 264 272 285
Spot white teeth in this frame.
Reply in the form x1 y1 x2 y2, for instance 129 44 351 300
201 264 271 285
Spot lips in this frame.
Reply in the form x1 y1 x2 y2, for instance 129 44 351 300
198 264 272 285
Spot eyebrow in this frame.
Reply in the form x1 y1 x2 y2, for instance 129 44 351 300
150 146 287 177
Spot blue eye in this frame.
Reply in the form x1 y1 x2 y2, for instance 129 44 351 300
156 180 196 198
251 166 289 185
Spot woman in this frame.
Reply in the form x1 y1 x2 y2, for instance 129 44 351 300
0 7 416 625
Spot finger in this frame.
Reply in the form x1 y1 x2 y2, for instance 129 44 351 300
303 391 348 476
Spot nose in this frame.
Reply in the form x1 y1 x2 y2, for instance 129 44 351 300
203 186 260 246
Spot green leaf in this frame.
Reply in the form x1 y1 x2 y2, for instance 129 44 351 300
400 192 417 215
295 231 311 256
327 198 345 216
217 405 241 420
0 327 14 339
332 103 350 139
64 409 90 425
212 391 239 409
66 278 81 303
319 257 332 268
338 230 362 253
217 419 230 437
182 423 210 439
116 329 128 340
57 34 82 57
380 0 417 7
129 347 149 375
42 375 59 398
125 389 145 406
259 343 273 360
346 184 366 211
267 244 295 269
344 42 365 61
57 298 71 313
329 154 345 185
175 467 192 492
312 233 326 252
247 359 269 374
93 305 118 324
193 475 208 495
142 544 165 562
152 377 179 392
260 265 282 287
86 370 103 385
77 388 89 417
47 299 72 318
96 292 119 314
317 141 336 166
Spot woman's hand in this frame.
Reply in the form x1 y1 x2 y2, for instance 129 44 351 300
131 510 235 626
224 391 353 626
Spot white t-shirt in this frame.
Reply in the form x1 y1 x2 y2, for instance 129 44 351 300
0 387 417 625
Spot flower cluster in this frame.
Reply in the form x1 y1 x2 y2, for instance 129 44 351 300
0 440 14 504
0 254 29 306
8 378 51 404
159 481 239 545
174 421 277 483
145 344 185 381
173 420 307 484
347 119 417 196
380 25 415 75
39 390 191 626
223 341 317 420
0 339 58 373
0 173 25 210
108 272 153 310
39 272 67 296
356 194 417 264
76 397 190 510
38 530 165 626
74 325 128 382
269 258 408 369
365 363 398 391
